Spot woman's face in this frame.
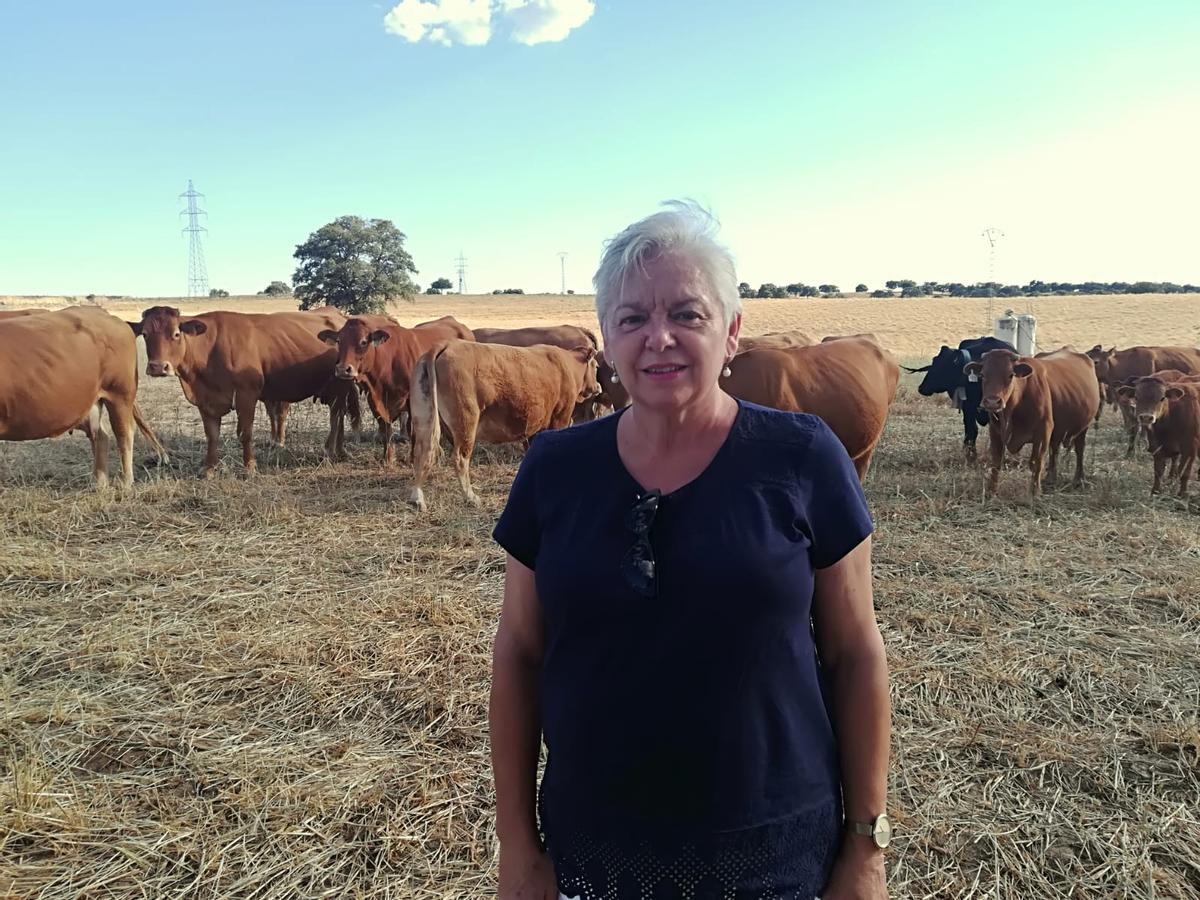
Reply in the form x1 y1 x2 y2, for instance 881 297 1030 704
603 252 741 414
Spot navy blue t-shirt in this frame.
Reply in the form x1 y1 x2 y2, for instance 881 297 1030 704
493 400 874 900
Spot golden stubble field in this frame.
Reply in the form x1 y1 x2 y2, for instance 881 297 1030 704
2 292 1199 898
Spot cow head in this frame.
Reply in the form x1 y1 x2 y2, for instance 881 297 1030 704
570 346 601 402
1116 377 1184 426
137 306 206 377
1086 345 1118 403
965 350 1032 414
915 345 965 396
321 318 389 381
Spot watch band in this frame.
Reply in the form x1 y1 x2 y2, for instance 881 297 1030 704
846 820 874 837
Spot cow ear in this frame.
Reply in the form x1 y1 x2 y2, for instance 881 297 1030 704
369 330 390 346
963 361 982 376
180 320 206 336
317 329 339 346
1088 344 1101 352
1013 363 1034 377
1166 387 1185 400
1116 385 1135 398
128 321 143 336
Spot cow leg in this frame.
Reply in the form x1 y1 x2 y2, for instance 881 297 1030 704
1045 440 1060 488
200 411 222 478
963 407 979 465
1177 454 1195 498
1072 432 1087 488
454 430 480 507
82 403 110 488
985 428 1003 497
105 399 136 489
271 402 291 447
234 395 259 474
1151 453 1168 495
380 419 395 467
1028 431 1049 499
324 401 347 461
1123 408 1139 459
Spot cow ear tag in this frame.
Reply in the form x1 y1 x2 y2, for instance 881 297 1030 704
968 373 979 383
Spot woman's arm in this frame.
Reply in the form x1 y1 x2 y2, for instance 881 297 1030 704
490 555 557 899
812 535 890 899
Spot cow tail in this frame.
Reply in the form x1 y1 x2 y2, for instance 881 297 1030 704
408 346 443 509
132 403 170 465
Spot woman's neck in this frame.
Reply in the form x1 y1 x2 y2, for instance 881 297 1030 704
621 388 738 456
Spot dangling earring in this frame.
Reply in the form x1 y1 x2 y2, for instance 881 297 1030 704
722 363 732 378
610 371 620 384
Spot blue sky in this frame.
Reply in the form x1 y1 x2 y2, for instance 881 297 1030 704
1 1 1198 297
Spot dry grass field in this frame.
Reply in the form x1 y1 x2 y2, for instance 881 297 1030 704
2 292 1199 898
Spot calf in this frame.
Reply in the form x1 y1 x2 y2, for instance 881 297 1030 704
965 348 1099 498
1088 345 1200 457
0 307 167 487
408 342 600 509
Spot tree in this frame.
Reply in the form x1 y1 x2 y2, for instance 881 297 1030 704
818 284 839 294
871 289 893 298
209 288 230 298
292 216 418 314
737 282 755 299
429 276 453 293
260 280 292 296
855 283 868 293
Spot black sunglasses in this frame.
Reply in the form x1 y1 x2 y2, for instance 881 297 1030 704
621 490 661 598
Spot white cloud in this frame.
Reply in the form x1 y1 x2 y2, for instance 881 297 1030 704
383 0 493 47
383 0 593 47
500 0 595 46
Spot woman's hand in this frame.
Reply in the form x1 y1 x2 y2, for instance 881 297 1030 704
819 839 887 899
498 839 559 900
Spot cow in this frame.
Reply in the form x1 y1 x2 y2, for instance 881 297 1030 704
131 306 361 476
0 307 168 487
414 315 474 341
906 336 1017 462
318 317 473 465
1087 345 1200 457
408 342 600 510
964 348 1100 498
0 309 48 320
719 336 900 480
1116 378 1200 497
738 330 815 351
822 332 880 345
472 324 598 350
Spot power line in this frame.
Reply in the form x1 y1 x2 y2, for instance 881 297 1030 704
557 252 568 294
179 180 209 298
981 226 1004 331
455 252 467 294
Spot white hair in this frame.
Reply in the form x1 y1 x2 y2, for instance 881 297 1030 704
593 200 741 331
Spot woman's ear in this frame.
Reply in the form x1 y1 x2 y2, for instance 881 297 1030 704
726 312 743 358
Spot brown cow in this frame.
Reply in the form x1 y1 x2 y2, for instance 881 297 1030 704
1116 378 1200 497
719 336 899 480
739 330 815 351
319 318 473 464
0 307 167 487
821 332 880 345
0 309 48 320
132 306 360 476
408 342 600 509
415 315 474 341
472 324 598 350
1088 345 1200 456
965 348 1100 498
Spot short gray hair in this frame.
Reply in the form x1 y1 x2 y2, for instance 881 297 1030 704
593 200 742 331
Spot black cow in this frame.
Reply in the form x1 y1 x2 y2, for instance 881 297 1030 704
906 336 1017 461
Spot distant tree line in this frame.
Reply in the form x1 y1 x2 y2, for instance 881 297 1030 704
739 278 1200 300
491 288 525 295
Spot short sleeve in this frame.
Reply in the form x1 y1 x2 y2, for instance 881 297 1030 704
802 420 874 569
492 436 546 570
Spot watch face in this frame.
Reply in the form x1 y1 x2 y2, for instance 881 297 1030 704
874 813 892 849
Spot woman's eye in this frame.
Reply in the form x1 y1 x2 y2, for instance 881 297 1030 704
674 311 702 322
619 315 645 327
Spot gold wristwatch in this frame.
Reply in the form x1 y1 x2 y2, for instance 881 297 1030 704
845 813 892 849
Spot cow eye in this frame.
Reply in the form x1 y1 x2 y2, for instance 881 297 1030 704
360 340 369 349
172 332 181 340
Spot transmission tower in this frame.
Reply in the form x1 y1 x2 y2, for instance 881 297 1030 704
179 180 209 297
557 252 568 294
455 252 468 294
981 227 1004 329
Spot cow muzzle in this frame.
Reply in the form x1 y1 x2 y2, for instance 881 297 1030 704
335 364 357 380
980 397 1003 412
1138 413 1156 426
147 361 173 377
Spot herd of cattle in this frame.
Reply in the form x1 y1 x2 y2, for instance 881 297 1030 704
1 305 1198 503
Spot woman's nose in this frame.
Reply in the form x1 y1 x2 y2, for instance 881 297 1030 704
644 320 676 351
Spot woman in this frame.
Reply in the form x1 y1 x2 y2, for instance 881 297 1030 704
490 201 890 900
